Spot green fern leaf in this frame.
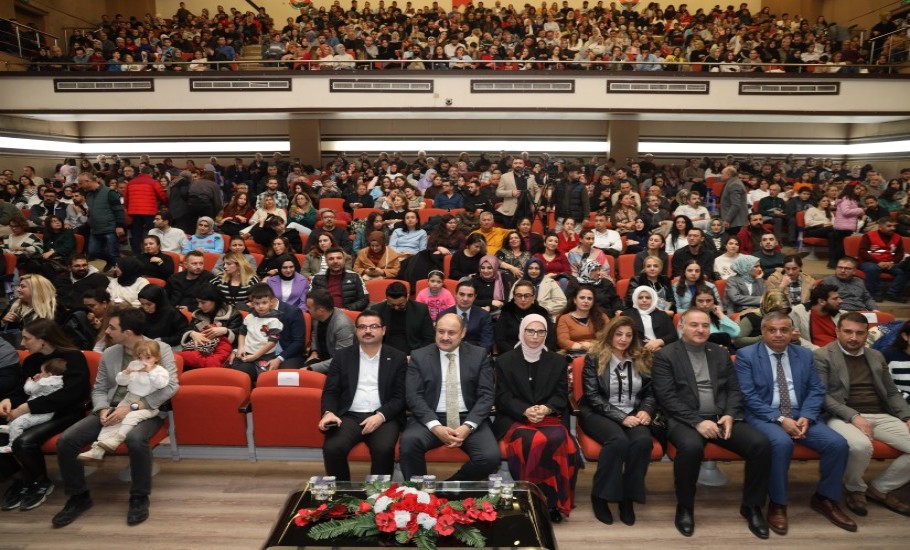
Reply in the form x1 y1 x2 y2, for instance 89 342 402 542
414 532 439 550
453 525 486 548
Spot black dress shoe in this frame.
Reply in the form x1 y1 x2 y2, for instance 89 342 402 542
675 505 694 537
549 508 563 524
740 505 770 539
591 497 613 525
127 495 150 526
51 493 93 528
619 500 635 526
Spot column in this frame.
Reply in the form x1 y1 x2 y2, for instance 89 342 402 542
289 119 322 168
608 120 640 166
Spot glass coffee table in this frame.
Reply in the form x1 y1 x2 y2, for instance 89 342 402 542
263 480 558 549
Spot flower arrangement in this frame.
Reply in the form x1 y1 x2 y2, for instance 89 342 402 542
295 482 498 550
289 1 312 9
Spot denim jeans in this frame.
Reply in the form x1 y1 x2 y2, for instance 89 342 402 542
87 232 119 269
859 261 910 296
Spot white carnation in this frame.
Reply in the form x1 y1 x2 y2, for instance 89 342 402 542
374 496 393 513
416 512 437 530
398 487 418 496
416 491 431 504
394 510 412 529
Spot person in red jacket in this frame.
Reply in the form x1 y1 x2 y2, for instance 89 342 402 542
123 166 167 254
858 217 910 303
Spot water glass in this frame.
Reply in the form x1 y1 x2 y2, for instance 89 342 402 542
487 474 502 497
501 481 515 500
323 476 336 498
422 475 437 494
409 476 424 485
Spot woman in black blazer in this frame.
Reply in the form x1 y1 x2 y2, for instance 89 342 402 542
622 285 678 353
579 316 661 527
494 313 578 524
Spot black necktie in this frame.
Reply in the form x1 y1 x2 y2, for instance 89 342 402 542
774 352 792 418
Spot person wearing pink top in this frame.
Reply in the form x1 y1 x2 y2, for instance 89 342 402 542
831 184 866 268
415 270 455 321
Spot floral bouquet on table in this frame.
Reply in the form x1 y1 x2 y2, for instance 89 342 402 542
289 1 312 8
295 482 498 550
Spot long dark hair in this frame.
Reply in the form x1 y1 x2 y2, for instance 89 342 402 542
23 319 78 351
675 259 707 297
558 284 606 334
669 215 693 249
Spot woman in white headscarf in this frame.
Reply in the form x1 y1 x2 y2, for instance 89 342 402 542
622 286 678 353
493 313 579 524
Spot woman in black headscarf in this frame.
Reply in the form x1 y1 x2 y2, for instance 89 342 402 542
106 256 150 308
137 284 189 348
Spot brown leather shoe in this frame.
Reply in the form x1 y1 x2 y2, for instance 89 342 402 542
866 486 910 517
844 490 868 516
811 495 858 532
766 502 788 535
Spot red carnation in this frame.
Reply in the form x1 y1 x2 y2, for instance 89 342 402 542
375 511 398 533
435 513 456 536
479 501 497 521
358 501 373 513
462 497 476 509
328 504 348 518
294 515 310 527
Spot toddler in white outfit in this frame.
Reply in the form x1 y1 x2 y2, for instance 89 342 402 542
0 358 67 453
78 340 169 463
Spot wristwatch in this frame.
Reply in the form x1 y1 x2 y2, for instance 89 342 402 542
463 423 476 433
774 415 786 425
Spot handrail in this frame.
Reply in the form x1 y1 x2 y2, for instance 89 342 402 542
846 0 905 23
0 58 906 74
0 17 59 40
869 26 909 42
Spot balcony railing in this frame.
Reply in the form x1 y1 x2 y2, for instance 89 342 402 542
0 58 905 75
0 17 59 59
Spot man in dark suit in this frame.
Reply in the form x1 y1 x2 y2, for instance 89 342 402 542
735 312 855 534
400 313 499 481
440 279 493 353
652 308 772 539
719 166 748 236
371 282 435 356
319 309 407 481
814 312 910 518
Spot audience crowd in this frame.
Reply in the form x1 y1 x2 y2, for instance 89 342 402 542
18 2 910 72
0 146 909 535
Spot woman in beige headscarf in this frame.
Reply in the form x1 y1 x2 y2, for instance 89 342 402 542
353 231 402 281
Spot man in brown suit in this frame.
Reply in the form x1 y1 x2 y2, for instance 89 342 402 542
814 311 910 517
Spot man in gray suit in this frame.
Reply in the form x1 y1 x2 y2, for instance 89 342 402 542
399 313 499 481
719 166 748 236
814 311 910 517
305 289 355 374
53 308 179 528
495 157 539 229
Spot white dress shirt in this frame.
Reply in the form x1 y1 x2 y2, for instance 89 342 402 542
765 345 799 411
350 347 383 415
426 348 474 430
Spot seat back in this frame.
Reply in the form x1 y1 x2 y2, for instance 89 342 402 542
843 235 862 259
366 279 410 303
617 254 636 280
616 278 630 300
171 369 251 446
256 369 326 389
202 252 222 272
319 198 346 212
353 207 381 220
252 386 324 447
570 356 585 403
162 251 182 273
146 277 167 288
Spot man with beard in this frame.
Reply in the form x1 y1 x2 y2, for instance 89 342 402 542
166 251 214 310
857 218 910 303
495 157 539 229
55 254 110 312
788 283 843 350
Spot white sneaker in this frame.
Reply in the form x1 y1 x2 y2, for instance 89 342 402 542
77 444 105 463
0 446 12 454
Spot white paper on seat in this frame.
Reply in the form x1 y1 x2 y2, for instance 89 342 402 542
862 312 878 324
277 371 300 386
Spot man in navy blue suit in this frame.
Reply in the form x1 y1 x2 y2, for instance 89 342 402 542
735 311 856 535
440 279 493 353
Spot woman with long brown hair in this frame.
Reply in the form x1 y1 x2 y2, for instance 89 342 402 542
579 316 659 526
0 319 89 511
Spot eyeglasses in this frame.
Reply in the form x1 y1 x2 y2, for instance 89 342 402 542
514 293 534 299
524 329 548 337
356 324 382 331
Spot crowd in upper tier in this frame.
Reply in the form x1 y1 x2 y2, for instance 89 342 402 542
14 1 909 72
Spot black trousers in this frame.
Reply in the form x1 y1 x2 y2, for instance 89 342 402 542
579 411 653 503
322 412 400 481
668 420 770 509
399 413 500 482
0 411 83 484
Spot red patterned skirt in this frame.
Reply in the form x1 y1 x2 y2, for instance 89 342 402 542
503 416 579 516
